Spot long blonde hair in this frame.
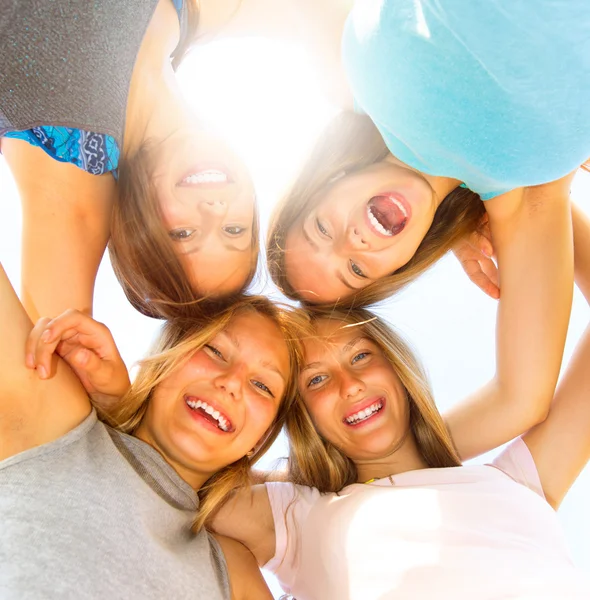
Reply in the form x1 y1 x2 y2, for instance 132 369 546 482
286 308 461 493
101 296 303 530
267 111 485 308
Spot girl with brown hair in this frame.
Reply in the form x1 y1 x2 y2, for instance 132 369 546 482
0 252 305 598
1 0 263 322
266 1 590 309
210 206 590 598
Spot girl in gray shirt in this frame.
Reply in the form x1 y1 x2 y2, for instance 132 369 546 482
0 265 302 600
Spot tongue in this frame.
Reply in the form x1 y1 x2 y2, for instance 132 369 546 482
369 196 407 235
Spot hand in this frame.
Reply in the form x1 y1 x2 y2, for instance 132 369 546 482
25 309 131 410
453 216 500 299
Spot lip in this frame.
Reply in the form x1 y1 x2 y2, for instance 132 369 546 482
183 394 235 434
364 193 412 238
176 163 235 188
343 396 386 428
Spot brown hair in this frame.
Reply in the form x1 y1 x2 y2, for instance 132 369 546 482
285 307 461 493
101 295 304 531
171 0 201 70
110 142 259 320
267 111 485 308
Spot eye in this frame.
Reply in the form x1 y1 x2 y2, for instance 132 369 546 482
350 260 367 278
252 379 274 398
223 225 247 236
307 374 327 388
169 228 196 241
205 344 225 360
316 218 331 239
351 351 370 364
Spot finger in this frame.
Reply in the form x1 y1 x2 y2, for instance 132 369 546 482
25 317 52 369
480 256 500 295
470 230 494 259
460 258 499 300
42 309 104 346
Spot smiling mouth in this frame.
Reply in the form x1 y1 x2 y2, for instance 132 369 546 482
185 395 234 432
177 167 233 187
344 399 384 426
367 195 409 236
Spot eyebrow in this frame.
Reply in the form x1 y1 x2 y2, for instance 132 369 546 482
186 242 247 255
300 336 368 373
336 271 363 291
302 224 320 252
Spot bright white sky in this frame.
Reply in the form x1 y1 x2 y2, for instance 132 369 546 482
1 38 588 598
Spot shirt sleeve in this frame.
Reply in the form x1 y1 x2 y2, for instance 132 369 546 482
491 437 545 499
262 482 319 592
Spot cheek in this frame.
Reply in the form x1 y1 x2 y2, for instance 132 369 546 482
245 397 277 436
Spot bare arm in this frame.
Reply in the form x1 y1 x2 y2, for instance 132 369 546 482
446 173 575 460
0 262 90 461
521 203 590 509
213 534 274 600
2 138 116 320
210 484 276 567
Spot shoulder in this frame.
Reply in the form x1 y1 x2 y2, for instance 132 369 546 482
212 534 273 600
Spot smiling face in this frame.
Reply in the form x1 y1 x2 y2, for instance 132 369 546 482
284 158 458 303
298 318 411 463
135 310 290 488
152 128 257 296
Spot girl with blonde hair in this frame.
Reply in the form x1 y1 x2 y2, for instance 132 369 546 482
211 206 590 598
0 255 304 598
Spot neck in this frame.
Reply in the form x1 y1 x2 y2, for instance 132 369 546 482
354 432 429 483
133 427 212 491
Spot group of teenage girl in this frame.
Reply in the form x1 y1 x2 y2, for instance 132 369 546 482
2 1 590 598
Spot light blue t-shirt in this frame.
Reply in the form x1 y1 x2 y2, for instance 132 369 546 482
342 1 590 199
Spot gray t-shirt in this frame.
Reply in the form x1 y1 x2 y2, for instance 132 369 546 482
0 0 162 146
0 410 230 600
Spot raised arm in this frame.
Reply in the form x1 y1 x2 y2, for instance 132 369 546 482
445 173 575 459
2 138 116 320
521 203 590 509
0 262 90 461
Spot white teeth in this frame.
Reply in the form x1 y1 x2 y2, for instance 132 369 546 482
346 401 383 424
367 207 393 236
182 169 228 185
391 197 408 218
186 399 231 432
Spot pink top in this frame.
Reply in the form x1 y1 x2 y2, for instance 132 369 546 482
265 438 589 599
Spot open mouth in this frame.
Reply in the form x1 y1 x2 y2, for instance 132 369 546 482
177 167 233 187
185 395 234 433
344 398 385 427
366 195 409 237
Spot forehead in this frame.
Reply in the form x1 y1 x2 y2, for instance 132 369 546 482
181 249 253 295
222 310 291 370
303 319 368 356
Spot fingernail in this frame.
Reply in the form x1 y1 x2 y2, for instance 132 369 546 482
38 365 48 379
41 330 51 343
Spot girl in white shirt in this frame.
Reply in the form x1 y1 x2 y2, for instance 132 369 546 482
212 207 590 598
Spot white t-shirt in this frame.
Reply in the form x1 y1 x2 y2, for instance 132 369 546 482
264 438 589 599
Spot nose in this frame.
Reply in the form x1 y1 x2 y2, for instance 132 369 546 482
338 369 365 399
199 198 228 217
340 226 369 252
213 367 243 401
